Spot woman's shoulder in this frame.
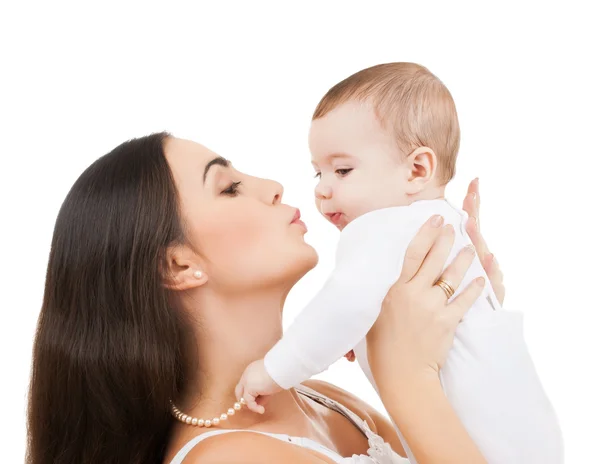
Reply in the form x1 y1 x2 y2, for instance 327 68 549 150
172 380 406 463
179 430 335 463
302 380 406 458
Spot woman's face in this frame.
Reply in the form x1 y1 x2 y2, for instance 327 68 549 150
164 137 318 294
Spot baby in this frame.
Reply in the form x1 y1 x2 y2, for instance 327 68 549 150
236 63 562 463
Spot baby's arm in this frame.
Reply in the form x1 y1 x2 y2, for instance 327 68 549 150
266 210 410 390
235 268 383 413
235 213 406 413
265 246 396 390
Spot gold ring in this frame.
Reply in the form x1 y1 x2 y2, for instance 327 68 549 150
434 279 455 299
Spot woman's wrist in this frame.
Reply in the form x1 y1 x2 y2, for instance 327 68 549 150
376 366 440 407
380 374 486 464
375 367 443 412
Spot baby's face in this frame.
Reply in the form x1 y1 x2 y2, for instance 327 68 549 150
309 100 411 230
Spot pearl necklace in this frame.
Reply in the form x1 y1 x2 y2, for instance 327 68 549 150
170 397 247 428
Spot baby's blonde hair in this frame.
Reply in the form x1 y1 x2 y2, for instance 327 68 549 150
313 62 460 184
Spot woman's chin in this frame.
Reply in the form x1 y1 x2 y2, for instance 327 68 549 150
286 245 319 283
302 243 319 270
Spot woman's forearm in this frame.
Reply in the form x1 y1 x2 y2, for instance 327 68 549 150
380 373 486 464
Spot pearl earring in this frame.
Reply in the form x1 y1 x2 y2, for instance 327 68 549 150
193 271 203 279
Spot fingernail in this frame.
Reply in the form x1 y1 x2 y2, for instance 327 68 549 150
476 277 485 287
471 192 477 202
431 215 443 227
465 244 475 255
474 177 480 186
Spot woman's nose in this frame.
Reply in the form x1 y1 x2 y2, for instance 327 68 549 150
270 179 283 205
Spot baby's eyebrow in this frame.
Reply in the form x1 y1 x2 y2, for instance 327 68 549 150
313 153 353 166
327 153 353 161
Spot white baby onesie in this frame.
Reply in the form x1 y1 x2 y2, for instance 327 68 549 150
264 199 563 464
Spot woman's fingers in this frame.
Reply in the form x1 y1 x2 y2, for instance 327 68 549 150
446 277 486 323
463 177 488 258
462 178 480 221
483 253 505 305
483 253 503 282
400 215 445 283
463 178 491 265
462 178 505 304
415 224 455 285
433 245 477 300
466 216 491 261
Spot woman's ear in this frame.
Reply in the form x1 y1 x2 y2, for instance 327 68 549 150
162 245 208 291
405 146 437 194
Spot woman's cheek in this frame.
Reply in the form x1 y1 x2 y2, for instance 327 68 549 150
192 214 256 263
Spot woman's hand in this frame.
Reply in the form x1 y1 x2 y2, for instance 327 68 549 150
462 178 505 305
366 216 485 391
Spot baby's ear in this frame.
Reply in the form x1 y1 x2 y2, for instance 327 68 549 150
405 146 437 194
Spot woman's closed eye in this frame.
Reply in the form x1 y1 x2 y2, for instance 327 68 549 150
221 181 242 196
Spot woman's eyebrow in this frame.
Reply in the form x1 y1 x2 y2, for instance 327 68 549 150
203 157 230 184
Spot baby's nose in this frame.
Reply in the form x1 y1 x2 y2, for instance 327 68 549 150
314 183 332 200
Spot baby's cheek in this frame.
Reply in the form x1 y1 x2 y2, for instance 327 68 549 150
343 191 374 219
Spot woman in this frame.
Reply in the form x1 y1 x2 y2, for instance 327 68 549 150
27 133 504 463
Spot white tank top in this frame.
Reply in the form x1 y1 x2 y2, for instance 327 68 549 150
168 385 408 463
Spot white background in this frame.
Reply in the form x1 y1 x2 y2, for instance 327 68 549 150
1 1 598 462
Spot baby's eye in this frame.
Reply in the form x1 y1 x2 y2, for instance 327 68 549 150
336 168 353 177
314 172 321 179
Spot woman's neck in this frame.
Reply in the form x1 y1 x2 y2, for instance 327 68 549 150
177 286 302 426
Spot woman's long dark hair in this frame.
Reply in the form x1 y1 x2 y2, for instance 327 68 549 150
27 132 190 463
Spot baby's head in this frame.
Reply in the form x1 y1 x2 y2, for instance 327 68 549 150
309 62 460 230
